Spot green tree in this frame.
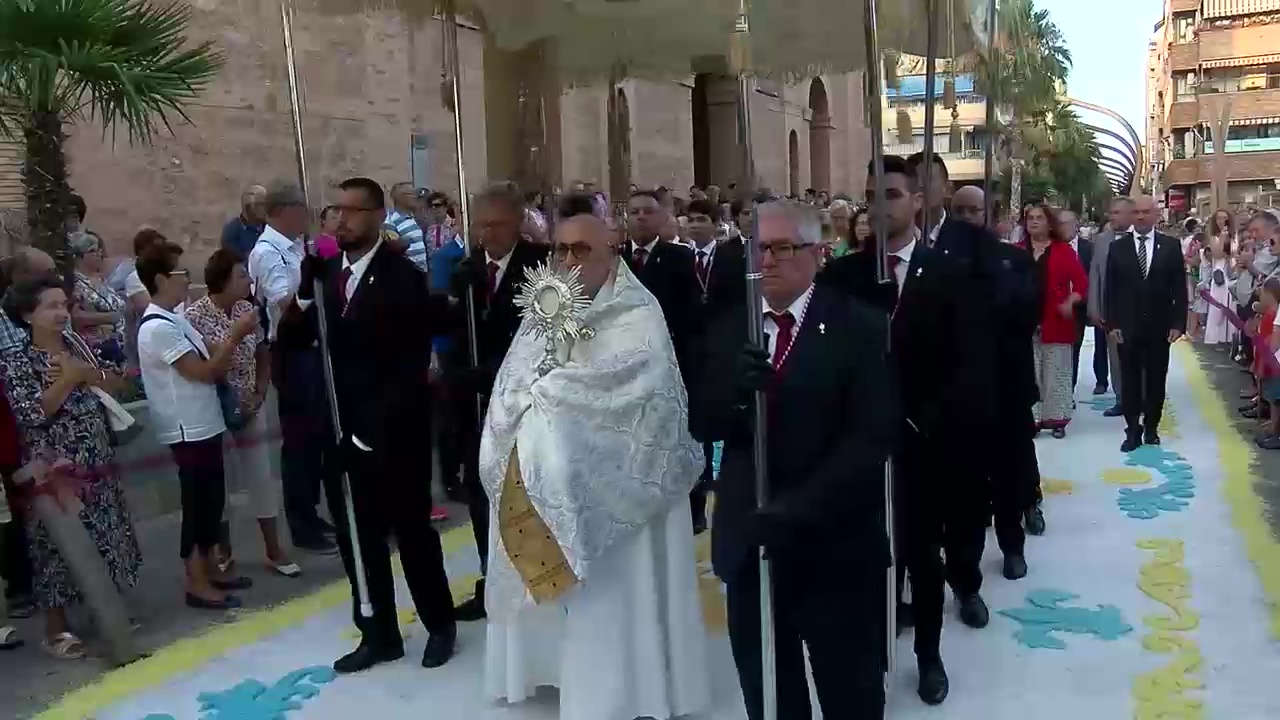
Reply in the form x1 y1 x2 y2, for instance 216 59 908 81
0 0 221 276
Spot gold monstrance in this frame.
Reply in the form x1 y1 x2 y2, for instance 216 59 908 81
499 261 596 604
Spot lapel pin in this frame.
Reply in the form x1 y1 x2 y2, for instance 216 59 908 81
915 267 923 277
819 322 826 335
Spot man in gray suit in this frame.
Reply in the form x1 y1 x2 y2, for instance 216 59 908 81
1088 197 1136 417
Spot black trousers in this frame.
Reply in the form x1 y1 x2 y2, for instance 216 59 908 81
1093 325 1110 389
0 471 32 599
1119 335 1173 436
171 434 227 560
325 440 455 647
691 441 714 527
274 346 328 543
726 559 886 720
453 393 489 591
896 429 987 661
1071 321 1084 391
991 403 1039 557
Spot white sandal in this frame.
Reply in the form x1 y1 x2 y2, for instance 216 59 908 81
0 626 22 650
268 561 302 578
42 632 85 659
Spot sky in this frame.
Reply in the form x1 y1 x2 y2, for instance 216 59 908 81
1038 0 1164 136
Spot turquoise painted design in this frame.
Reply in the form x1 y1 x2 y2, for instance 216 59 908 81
1083 393 1116 412
712 441 723 478
997 589 1134 650
140 666 336 720
1116 445 1197 520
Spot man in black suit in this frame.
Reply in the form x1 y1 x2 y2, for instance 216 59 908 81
693 198 897 720
624 190 702 381
818 156 994 706
1061 210 1095 393
685 198 728 534
445 181 550 621
1105 194 1187 452
286 177 456 674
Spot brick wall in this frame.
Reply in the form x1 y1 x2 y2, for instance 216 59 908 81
1199 23 1280 61
1169 42 1199 72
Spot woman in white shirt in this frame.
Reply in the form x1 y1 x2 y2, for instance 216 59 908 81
135 242 258 610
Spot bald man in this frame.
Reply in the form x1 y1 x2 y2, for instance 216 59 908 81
950 186 986 227
221 185 267 257
1104 195 1187 452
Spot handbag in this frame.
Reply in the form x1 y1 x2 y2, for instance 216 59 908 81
139 314 249 433
63 332 143 446
1213 268 1227 287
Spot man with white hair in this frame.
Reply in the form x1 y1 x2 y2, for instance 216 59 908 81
221 184 267 257
481 194 709 720
695 198 897 719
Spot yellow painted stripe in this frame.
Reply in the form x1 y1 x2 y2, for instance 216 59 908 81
1177 341 1280 638
35 524 478 720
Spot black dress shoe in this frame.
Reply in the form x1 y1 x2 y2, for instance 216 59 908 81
212 576 253 592
896 602 915 637
1121 434 1142 453
1003 554 1028 580
1144 431 1161 446
185 592 242 610
455 594 486 622
421 625 457 668
334 641 404 674
1093 384 1108 395
1023 502 1046 536
917 657 949 705
1103 405 1124 417
956 593 990 629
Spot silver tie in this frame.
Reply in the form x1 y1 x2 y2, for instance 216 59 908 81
1138 235 1149 278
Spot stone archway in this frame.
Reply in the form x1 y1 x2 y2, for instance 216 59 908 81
788 130 800 198
608 86 633 201
808 78 832 193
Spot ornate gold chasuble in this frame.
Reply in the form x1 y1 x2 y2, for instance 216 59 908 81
498 445 578 603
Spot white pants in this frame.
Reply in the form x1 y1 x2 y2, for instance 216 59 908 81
222 409 280 521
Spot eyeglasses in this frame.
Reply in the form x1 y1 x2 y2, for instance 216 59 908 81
553 242 593 261
757 242 802 260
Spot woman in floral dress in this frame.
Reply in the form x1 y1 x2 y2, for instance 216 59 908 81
0 276 142 659
69 230 127 367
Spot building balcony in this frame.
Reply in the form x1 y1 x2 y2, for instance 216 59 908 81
1168 99 1198 128
1169 0 1199 11
1160 150 1280 187
880 144 986 180
1198 22 1280 64
1168 42 1199 72
1196 86 1280 122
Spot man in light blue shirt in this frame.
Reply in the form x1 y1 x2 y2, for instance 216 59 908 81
386 182 427 270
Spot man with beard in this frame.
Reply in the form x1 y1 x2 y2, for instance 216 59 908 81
446 181 550 621
282 177 456 674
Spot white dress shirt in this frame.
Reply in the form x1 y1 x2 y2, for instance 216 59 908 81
1069 234 1080 255
694 241 716 276
1129 225 1155 277
890 238 917 297
761 284 815 361
631 238 659 259
248 224 305 341
927 209 948 244
486 248 513 290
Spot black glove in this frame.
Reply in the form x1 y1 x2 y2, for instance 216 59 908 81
298 253 325 301
734 342 774 398
450 256 487 300
746 503 796 555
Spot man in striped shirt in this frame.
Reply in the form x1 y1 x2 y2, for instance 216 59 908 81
386 182 428 271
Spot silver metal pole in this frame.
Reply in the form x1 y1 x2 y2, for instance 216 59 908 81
734 6 775 719
280 0 372 618
863 0 898 685
983 0 998 228
441 0 484 423
922 0 939 240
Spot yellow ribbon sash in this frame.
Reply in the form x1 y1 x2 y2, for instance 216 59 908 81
497 445 578 604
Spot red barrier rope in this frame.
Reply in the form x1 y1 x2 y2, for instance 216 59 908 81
1197 288 1280 376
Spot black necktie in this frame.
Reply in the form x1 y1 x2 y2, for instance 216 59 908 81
1137 235 1149 277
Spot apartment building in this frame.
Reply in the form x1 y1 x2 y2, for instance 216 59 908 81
881 53 989 186
1152 0 1280 218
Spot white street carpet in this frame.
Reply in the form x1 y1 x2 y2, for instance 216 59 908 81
40 340 1280 719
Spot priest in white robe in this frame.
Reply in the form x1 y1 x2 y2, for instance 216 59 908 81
479 196 710 720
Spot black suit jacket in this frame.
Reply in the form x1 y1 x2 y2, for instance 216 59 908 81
1074 236 1094 329
1104 230 1188 341
691 285 898 581
701 237 747 321
818 239 994 438
279 243 440 465
446 239 550 404
624 240 702 382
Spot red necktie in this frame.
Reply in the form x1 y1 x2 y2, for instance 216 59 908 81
337 266 353 315
633 246 649 267
696 250 710 286
486 261 500 299
766 311 796 370
887 254 904 308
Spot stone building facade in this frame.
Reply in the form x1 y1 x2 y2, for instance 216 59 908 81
1 2 870 259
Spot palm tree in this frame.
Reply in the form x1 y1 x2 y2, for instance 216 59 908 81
0 0 222 277
967 0 1073 214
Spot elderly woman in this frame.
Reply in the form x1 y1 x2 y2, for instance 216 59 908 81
0 276 142 659
184 250 298 578
69 230 127 367
1017 204 1088 438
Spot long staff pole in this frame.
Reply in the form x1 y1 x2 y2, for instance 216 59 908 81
921 0 940 240
441 0 483 426
732 4 775 719
279 0 371 617
863 0 897 684
982 0 998 228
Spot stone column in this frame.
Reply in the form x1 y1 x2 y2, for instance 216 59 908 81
810 109 833 193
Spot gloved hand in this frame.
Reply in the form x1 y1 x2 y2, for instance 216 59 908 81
450 257 487 300
746 503 796 555
734 342 774 398
298 253 325 301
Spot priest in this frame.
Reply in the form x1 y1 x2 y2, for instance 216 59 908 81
479 194 710 720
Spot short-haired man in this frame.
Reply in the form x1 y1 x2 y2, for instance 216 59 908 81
386 182 428 270
905 151 950 243
1089 196 1136 414
626 189 702 385
221 185 267 257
